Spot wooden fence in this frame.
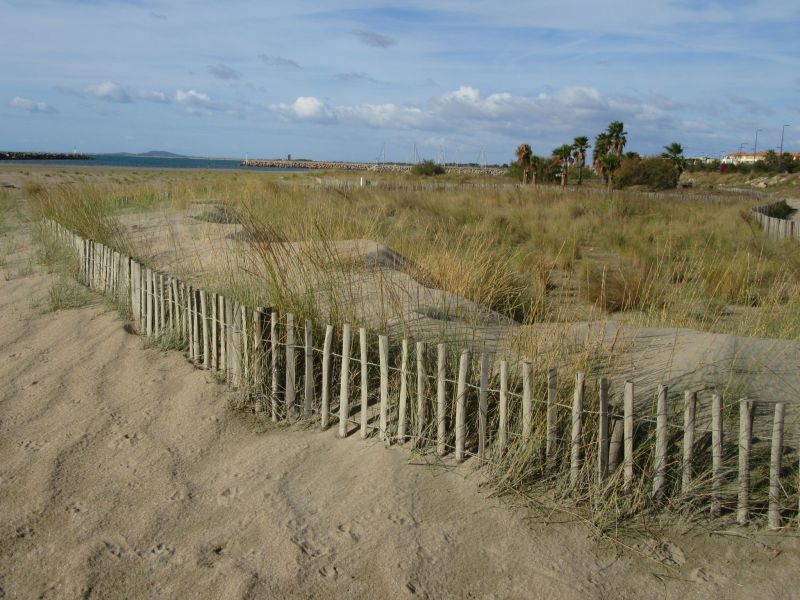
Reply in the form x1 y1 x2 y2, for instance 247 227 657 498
752 200 799 241
44 218 799 528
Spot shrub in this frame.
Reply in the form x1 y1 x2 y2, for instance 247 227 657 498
411 160 445 176
614 157 679 190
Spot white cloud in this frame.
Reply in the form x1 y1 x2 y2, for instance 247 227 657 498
135 89 169 103
271 96 336 123
86 81 131 103
9 96 58 114
175 89 235 115
270 85 681 140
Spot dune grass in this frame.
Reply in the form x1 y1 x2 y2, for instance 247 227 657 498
22 166 800 534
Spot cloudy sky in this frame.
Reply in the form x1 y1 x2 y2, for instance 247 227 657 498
2 0 798 163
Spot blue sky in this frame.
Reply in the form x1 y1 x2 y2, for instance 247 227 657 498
2 0 798 163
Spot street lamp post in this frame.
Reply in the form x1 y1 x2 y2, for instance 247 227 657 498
779 124 791 171
754 128 763 162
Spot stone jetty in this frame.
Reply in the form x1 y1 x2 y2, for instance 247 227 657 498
0 151 93 161
241 159 505 177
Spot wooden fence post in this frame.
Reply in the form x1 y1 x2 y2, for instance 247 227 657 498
415 341 426 446
737 399 753 525
285 314 296 418
338 324 352 438
379 334 389 441
653 384 668 498
498 360 508 453
200 290 210 369
270 311 278 422
437 343 447 456
455 349 471 462
252 308 264 409
768 403 785 529
360 327 369 438
240 304 249 384
598 377 610 483
145 268 153 337
522 360 533 443
321 324 333 430
210 293 218 370
219 295 227 377
478 352 489 460
711 393 723 517
304 319 314 418
570 372 585 486
624 381 634 490
397 339 409 442
682 390 697 494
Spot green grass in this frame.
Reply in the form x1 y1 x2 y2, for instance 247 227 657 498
39 276 94 312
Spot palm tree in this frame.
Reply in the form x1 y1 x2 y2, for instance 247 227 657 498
661 142 687 175
606 121 627 157
515 143 533 184
593 133 610 184
602 154 620 189
553 144 573 187
572 136 589 185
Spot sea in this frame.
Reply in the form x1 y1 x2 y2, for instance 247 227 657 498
5 154 301 172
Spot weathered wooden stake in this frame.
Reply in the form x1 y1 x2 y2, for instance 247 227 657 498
252 308 264 409
210 293 218 370
270 311 278 422
159 273 166 333
768 402 785 529
436 343 447 456
415 341 426 445
478 352 489 460
624 381 634 490
570 372 585 486
737 399 753 525
711 393 723 517
303 319 313 418
598 377 610 484
682 390 697 494
455 349 470 462
285 314 296 418
522 360 533 443
240 305 249 383
653 384 668 498
218 296 227 377
359 328 369 438
378 334 389 441
200 290 210 369
320 324 333 429
338 324 352 438
145 268 153 337
397 339 409 442
498 360 508 453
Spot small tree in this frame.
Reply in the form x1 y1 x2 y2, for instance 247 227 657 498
661 142 687 175
572 136 590 185
515 143 533 184
411 159 445 176
552 144 573 187
602 154 620 189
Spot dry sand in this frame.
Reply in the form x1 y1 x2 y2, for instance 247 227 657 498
2 202 800 599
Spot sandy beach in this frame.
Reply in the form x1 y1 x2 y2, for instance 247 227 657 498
1 194 800 599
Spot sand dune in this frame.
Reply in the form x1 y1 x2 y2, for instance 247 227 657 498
2 215 800 598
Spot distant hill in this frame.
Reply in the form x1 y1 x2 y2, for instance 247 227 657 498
104 151 189 158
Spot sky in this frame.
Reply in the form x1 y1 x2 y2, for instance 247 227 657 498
2 0 799 163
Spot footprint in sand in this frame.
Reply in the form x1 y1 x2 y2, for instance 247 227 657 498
217 486 241 505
